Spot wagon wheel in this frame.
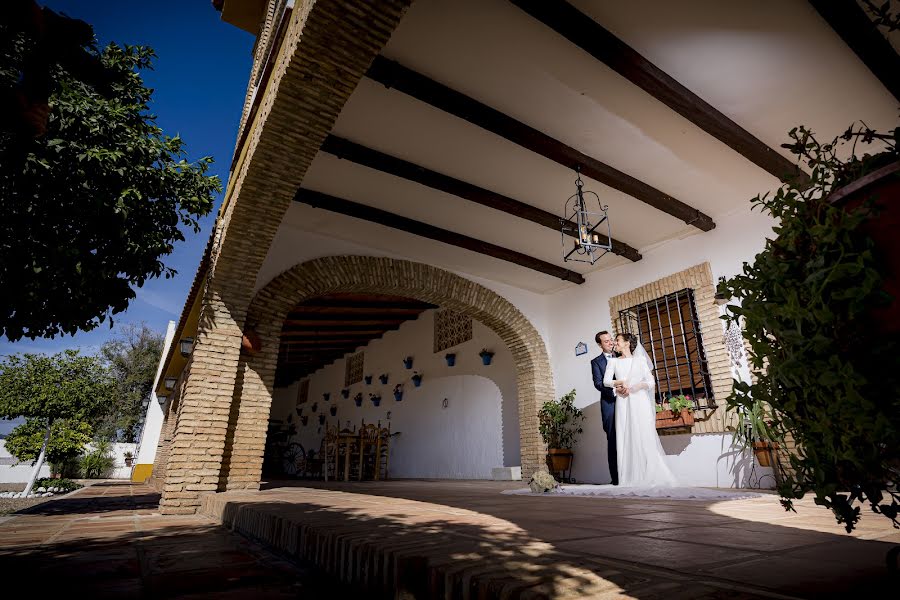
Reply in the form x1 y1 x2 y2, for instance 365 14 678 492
281 442 306 477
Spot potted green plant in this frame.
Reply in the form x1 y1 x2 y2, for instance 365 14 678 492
403 356 413 369
353 392 363 407
369 393 381 407
393 383 403 401
379 373 389 384
538 389 585 477
655 394 695 430
411 371 423 387
123 451 134 467
720 122 900 532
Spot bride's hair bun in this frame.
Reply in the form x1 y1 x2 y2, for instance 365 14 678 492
616 332 638 353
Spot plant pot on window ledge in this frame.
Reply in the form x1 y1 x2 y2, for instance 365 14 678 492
753 441 779 467
655 408 694 430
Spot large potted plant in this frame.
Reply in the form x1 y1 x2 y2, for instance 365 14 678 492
538 389 585 477
655 394 695 431
720 122 899 533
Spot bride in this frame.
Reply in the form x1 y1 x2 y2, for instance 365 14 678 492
603 333 677 487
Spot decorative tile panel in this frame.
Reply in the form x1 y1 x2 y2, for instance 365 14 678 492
434 309 472 353
345 352 364 387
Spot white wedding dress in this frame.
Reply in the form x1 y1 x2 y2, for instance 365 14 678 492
604 353 677 488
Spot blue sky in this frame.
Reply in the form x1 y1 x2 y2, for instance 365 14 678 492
1 1 254 433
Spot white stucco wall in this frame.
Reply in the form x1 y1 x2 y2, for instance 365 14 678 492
271 308 516 477
0 440 138 483
135 320 177 466
545 207 778 487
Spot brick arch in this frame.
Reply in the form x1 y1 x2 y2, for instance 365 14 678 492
220 256 552 490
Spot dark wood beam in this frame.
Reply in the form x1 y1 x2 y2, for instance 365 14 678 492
281 325 401 335
808 0 900 103
294 188 586 284
510 0 810 185
322 135 642 262
283 313 415 322
366 56 715 231
280 334 388 342
295 298 435 310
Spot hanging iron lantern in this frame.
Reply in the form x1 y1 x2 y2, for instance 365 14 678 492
561 167 612 265
164 376 176 390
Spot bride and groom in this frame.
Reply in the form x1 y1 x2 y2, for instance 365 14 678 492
590 331 677 487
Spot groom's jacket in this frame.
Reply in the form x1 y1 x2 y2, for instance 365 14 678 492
591 354 617 403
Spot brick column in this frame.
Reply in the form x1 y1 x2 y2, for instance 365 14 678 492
158 0 412 514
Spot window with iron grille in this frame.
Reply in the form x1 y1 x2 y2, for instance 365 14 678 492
617 288 716 410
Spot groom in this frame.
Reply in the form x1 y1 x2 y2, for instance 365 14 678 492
590 331 618 485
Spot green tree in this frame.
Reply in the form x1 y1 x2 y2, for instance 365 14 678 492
98 322 164 442
0 2 221 341
0 350 114 495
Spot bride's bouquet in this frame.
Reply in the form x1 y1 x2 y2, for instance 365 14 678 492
528 470 560 493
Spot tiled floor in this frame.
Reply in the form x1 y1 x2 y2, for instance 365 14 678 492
1 480 897 599
0 481 348 599
202 479 898 599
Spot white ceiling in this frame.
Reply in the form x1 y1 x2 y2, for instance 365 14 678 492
274 0 898 294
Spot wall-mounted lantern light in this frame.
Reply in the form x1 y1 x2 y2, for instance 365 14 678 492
179 337 194 357
157 394 168 405
164 376 176 390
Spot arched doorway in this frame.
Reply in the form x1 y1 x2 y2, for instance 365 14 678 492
219 256 553 490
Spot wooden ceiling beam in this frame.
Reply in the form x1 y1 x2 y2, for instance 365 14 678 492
510 0 810 185
322 135 642 261
808 0 900 103
294 188 586 284
366 56 715 231
294 298 436 310
280 324 403 333
282 313 415 322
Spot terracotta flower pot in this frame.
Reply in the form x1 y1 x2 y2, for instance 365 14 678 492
753 441 779 467
655 408 695 430
547 448 573 474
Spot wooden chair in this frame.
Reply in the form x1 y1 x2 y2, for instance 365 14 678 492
323 423 339 482
374 420 392 480
358 422 380 480
336 423 359 481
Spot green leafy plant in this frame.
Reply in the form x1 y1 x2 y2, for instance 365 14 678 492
0 12 221 341
80 440 114 479
667 394 695 414
538 389 585 449
720 122 899 532
34 477 81 493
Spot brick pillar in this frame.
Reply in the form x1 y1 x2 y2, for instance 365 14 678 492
157 0 412 514
149 389 180 491
220 319 283 490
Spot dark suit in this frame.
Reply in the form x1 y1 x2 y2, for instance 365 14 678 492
591 353 618 484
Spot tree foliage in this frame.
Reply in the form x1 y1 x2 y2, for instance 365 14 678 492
98 322 164 442
0 350 115 464
0 7 221 341
721 123 900 532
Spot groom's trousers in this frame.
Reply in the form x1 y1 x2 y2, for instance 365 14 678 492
600 396 618 484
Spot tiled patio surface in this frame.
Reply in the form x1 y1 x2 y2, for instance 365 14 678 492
203 479 900 599
1 480 896 598
0 481 348 599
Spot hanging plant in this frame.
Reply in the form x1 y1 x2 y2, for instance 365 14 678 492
403 356 413 369
318 414 325 425
364 375 373 385
379 373 389 384
720 122 900 533
479 348 495 365
411 371 423 387
445 353 456 367
341 388 350 399
329 405 337 417
322 392 330 402
370 393 382 407
393 383 403 401
353 392 363 407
